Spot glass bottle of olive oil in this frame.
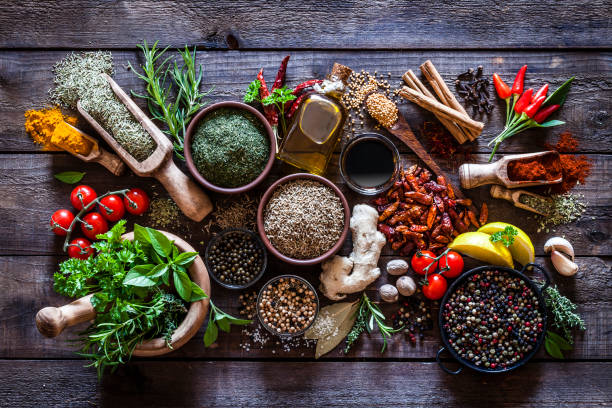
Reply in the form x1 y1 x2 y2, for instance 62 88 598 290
278 64 350 175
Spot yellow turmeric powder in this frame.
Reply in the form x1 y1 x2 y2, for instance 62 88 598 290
24 107 91 154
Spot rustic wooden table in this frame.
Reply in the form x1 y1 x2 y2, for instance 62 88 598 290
1 2 610 407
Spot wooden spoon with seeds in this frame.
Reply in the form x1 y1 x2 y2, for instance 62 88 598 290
490 185 551 216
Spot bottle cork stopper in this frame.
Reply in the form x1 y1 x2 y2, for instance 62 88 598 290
330 63 353 84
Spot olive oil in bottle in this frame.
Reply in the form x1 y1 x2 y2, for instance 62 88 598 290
278 64 350 175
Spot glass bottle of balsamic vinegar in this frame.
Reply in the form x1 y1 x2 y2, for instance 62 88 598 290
278 64 350 175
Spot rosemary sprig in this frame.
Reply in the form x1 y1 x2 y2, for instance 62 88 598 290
344 293 402 353
130 41 211 159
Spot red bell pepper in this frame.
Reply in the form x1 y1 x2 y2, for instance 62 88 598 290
533 104 560 123
511 65 528 95
493 73 512 99
524 95 546 118
532 84 548 103
513 88 533 114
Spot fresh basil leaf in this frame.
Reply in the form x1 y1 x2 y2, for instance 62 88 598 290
216 317 231 333
54 171 86 184
547 331 573 350
173 269 192 302
162 271 170 286
133 224 149 245
189 281 208 302
537 119 565 128
543 77 574 108
203 316 218 347
123 271 156 287
128 264 155 276
174 251 198 266
148 264 169 278
545 336 564 359
172 245 179 259
147 228 173 257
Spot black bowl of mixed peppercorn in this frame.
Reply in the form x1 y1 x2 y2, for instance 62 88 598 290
205 228 267 289
438 264 550 374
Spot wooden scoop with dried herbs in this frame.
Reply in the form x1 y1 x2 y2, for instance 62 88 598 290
53 220 248 377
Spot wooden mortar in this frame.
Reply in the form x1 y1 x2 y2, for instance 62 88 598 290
35 231 210 357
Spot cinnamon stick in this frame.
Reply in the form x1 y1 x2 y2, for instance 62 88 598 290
402 70 469 144
420 60 482 140
399 86 484 133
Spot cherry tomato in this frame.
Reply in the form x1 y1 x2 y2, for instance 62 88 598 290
81 212 109 240
438 251 464 279
422 274 448 300
50 209 75 236
124 188 150 215
67 238 94 260
99 194 126 222
70 185 98 211
411 250 439 275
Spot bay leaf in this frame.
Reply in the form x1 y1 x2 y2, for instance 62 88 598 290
309 301 360 359
305 301 355 340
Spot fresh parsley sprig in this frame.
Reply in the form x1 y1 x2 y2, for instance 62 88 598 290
243 81 296 136
489 226 518 247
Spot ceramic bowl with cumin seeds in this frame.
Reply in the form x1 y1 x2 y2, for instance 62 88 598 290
184 101 276 194
256 173 350 266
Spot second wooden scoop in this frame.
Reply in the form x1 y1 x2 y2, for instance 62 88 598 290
459 151 562 189
490 185 552 216
77 73 213 222
57 122 126 176
35 231 210 357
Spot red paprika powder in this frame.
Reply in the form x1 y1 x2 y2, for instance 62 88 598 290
546 132 592 194
507 153 562 182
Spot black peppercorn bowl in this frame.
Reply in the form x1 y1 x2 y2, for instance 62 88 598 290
437 263 550 375
205 228 267 290
256 275 320 338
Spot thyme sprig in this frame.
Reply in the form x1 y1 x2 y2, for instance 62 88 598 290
542 284 585 343
130 41 211 159
344 293 402 353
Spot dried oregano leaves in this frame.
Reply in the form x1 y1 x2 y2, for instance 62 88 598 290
304 300 359 359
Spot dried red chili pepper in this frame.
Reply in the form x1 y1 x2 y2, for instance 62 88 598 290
511 65 528 95
479 203 488 225
257 69 278 126
292 79 323 95
286 92 310 119
271 55 290 91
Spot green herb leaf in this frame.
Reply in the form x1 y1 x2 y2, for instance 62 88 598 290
123 271 157 287
91 292 110 312
547 331 573 351
203 315 218 347
244 80 261 103
489 226 518 247
224 315 251 325
543 77 574 108
537 119 565 128
54 171 86 184
216 317 231 333
173 251 198 266
133 224 149 245
148 264 169 279
545 336 564 359
189 281 208 302
262 86 296 106
146 228 173 258
173 269 192 302
129 264 155 276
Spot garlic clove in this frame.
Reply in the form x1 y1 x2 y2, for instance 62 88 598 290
544 237 574 261
550 250 579 276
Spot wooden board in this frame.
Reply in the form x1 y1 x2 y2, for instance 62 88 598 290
1 360 611 407
0 1 611 49
1 51 610 153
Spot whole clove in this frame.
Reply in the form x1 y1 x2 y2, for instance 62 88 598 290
455 66 494 116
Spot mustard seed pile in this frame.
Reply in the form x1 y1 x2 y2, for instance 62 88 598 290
366 93 399 127
263 179 345 259
258 277 318 334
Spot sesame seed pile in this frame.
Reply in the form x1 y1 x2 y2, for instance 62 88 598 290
366 93 399 128
263 179 344 259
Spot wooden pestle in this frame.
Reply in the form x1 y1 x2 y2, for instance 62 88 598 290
36 294 95 338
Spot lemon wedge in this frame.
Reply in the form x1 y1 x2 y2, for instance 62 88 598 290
448 232 514 268
478 222 535 266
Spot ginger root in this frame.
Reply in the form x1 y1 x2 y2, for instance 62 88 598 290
320 204 385 300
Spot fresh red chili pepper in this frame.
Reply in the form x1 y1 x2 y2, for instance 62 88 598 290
533 104 560 123
271 55 290 91
287 91 311 118
257 68 278 126
514 88 533 114
492 73 511 99
511 65 528 95
292 79 323 95
532 84 548 103
524 95 546 118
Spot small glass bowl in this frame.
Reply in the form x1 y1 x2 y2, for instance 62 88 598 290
339 133 400 195
205 228 267 290
256 275 320 338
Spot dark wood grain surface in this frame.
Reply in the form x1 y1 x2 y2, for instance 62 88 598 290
0 1 610 407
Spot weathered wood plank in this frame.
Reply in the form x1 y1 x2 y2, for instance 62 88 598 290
1 51 610 153
1 254 608 359
0 153 608 256
0 1 610 49
1 360 611 407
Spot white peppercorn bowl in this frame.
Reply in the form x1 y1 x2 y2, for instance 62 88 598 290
256 173 350 266
256 275 320 338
